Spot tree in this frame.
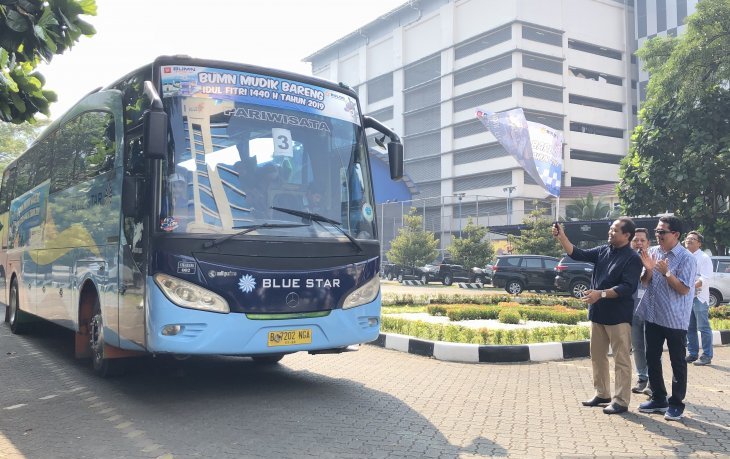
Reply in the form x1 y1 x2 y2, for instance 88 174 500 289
446 217 494 268
386 209 439 268
618 0 730 254
510 209 562 257
1 0 97 123
565 192 611 220
0 118 48 169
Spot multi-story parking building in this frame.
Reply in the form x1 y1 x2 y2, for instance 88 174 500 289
635 0 700 106
304 0 638 253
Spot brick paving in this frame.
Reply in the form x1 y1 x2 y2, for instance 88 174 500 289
1 314 729 458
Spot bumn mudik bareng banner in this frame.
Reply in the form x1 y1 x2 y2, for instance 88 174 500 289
476 108 564 197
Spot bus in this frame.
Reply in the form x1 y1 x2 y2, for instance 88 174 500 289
0 56 403 376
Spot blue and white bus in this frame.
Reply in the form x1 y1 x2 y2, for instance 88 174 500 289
0 56 403 375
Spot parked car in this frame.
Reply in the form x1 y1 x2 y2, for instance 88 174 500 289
470 265 493 285
708 256 730 307
554 256 594 298
491 255 560 294
428 263 473 286
381 262 400 281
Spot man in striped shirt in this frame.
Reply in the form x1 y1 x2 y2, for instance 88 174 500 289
635 216 697 421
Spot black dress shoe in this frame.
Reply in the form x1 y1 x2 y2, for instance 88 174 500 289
582 396 611 407
603 403 628 414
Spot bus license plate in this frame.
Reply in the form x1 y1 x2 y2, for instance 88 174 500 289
267 329 312 347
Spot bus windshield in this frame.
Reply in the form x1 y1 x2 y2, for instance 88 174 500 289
159 65 376 240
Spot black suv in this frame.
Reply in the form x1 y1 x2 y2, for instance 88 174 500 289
554 256 594 298
426 263 474 286
491 255 559 294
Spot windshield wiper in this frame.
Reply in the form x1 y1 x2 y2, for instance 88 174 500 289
271 206 363 253
203 222 308 249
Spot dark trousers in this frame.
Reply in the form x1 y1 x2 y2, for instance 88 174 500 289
645 321 688 408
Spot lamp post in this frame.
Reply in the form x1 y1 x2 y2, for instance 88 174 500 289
454 192 466 238
503 186 516 225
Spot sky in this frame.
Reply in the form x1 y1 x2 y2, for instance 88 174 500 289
39 0 406 119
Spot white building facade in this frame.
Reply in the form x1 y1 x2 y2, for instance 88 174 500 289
305 0 637 251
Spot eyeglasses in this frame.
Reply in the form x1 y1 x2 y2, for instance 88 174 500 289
684 237 698 242
654 229 675 235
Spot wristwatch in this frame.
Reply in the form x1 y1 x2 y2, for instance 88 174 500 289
665 271 672 278
600 290 607 298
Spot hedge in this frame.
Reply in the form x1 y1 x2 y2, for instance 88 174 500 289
380 316 590 345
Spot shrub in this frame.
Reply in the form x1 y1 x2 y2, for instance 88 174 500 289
426 305 449 316
709 305 730 319
499 309 522 324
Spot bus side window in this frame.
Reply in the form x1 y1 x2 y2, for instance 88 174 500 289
33 133 54 187
51 120 79 193
14 155 34 198
75 111 116 181
0 166 17 214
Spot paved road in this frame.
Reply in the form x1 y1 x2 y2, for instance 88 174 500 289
1 321 729 459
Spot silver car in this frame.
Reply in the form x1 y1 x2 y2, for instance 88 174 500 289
708 256 730 307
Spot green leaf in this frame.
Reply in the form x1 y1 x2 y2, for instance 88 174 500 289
78 0 97 15
6 9 30 32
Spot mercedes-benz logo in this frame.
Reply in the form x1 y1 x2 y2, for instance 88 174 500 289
285 292 300 308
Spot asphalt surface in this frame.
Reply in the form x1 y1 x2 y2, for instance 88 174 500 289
1 317 729 459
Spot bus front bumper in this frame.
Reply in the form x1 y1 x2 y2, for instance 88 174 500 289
145 278 381 356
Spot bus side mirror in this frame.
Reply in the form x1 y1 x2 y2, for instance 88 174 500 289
363 115 404 181
122 176 142 216
143 110 168 160
388 142 403 180
142 80 168 160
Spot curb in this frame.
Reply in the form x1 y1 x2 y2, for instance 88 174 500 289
368 329 730 363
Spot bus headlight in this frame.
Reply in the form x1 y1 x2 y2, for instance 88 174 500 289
154 273 230 313
342 275 380 309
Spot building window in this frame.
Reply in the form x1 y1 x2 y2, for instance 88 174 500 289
524 110 564 131
656 0 667 32
569 94 623 112
523 82 563 102
454 171 512 192
453 119 487 139
404 106 441 136
637 0 647 37
569 67 622 86
677 0 687 27
406 157 442 182
454 54 512 86
404 54 441 89
453 143 509 165
455 25 512 60
367 73 393 104
453 84 512 113
522 25 563 47
404 81 440 112
639 80 648 102
404 132 441 160
571 177 616 186
570 122 624 139
522 53 563 75
570 149 623 164
568 39 622 60
367 106 393 123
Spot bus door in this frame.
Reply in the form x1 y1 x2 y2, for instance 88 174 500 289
0 165 16 304
118 134 148 349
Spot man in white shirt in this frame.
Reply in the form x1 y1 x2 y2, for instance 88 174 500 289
684 231 714 365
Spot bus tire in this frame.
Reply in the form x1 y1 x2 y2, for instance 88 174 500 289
252 354 284 364
89 298 125 377
8 279 31 335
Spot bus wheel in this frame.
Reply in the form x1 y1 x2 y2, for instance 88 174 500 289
8 279 30 335
252 354 284 364
89 299 124 377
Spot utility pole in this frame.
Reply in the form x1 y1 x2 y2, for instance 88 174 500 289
503 186 516 225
